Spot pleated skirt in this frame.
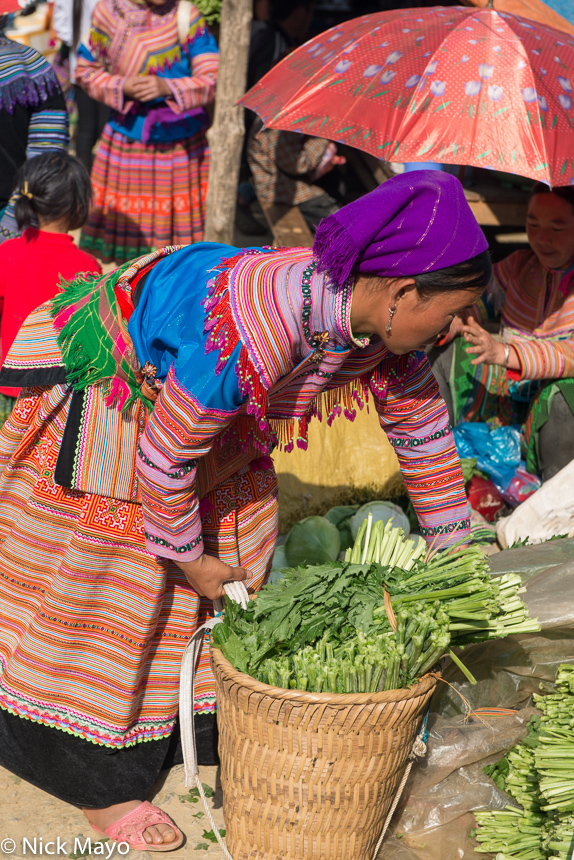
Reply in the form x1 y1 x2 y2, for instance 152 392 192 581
81 125 210 264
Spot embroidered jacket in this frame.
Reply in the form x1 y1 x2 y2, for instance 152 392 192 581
130 246 470 557
0 246 471 560
75 0 218 143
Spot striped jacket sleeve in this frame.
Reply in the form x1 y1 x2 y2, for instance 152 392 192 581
75 2 125 111
509 337 574 380
370 352 471 548
164 12 219 113
136 368 239 562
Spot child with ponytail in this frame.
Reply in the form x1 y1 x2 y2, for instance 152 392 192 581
0 151 101 426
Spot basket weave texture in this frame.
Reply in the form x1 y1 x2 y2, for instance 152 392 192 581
212 647 437 860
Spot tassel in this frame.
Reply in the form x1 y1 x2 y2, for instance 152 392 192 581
313 216 358 288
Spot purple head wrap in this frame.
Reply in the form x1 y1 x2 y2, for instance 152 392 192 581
313 170 488 286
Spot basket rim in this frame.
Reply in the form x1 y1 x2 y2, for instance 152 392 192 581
211 646 438 705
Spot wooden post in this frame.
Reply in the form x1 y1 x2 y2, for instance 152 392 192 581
203 0 252 244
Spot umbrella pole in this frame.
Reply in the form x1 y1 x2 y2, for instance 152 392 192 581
204 0 253 245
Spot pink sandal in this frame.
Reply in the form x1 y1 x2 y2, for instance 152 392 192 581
90 800 185 852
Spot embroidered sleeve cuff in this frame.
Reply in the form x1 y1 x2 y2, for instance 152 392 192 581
144 530 204 562
419 517 471 548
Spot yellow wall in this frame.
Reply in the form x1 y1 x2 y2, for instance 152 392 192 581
272 406 402 531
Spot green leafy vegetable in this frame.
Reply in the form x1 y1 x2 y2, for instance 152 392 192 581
284 516 341 567
213 520 539 695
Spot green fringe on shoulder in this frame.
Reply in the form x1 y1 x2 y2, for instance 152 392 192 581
50 261 155 412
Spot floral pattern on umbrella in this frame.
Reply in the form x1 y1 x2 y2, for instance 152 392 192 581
241 6 574 186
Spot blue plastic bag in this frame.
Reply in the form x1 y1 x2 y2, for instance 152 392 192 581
453 423 522 492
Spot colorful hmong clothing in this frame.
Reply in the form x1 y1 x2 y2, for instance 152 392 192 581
0 36 69 243
0 244 470 754
450 249 574 472
76 0 218 263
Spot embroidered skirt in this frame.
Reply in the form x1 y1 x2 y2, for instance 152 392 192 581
80 125 210 264
0 386 277 749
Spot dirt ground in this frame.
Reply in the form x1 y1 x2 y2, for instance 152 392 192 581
0 762 226 860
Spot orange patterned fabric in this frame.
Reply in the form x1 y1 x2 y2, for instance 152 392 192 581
0 386 277 746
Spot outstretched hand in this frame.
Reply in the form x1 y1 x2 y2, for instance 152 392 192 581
177 553 248 601
462 317 520 370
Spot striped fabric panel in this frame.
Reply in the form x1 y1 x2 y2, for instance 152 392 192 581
138 369 241 560
80 126 209 264
71 386 146 502
371 354 470 547
1 303 63 371
26 109 70 157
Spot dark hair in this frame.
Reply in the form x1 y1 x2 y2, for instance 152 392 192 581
530 181 574 214
13 152 92 231
270 0 314 21
412 249 492 298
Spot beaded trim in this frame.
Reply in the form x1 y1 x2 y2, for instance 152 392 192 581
388 425 452 448
137 445 197 478
419 519 471 537
301 261 330 362
145 532 203 553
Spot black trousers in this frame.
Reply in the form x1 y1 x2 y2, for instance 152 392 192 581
428 341 574 482
74 85 109 173
0 707 218 808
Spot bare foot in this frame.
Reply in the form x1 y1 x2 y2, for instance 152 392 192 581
83 800 178 846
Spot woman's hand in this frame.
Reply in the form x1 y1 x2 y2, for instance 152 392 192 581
462 317 519 370
176 553 248 601
123 75 171 101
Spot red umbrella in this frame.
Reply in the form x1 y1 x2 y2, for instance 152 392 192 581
241 6 574 187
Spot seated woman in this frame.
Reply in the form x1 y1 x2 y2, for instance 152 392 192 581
430 182 574 482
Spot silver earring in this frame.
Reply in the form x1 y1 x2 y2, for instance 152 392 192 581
386 305 397 335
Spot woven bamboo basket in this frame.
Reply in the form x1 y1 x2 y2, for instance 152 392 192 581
212 647 437 860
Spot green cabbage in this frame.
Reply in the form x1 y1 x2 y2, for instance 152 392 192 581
324 505 359 551
350 501 410 539
284 516 341 568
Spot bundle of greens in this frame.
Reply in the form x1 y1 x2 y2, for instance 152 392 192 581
212 518 539 694
472 665 574 860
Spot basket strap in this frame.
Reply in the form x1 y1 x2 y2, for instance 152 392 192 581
179 581 250 860
370 708 430 860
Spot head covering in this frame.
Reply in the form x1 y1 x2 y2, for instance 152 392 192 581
313 170 488 286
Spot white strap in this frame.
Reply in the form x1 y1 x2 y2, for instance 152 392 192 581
179 582 249 859
176 0 193 46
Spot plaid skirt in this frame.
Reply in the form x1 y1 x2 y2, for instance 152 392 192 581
80 124 210 264
0 386 277 748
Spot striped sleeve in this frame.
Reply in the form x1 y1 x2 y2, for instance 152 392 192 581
371 352 471 548
137 368 239 562
26 108 70 157
165 11 218 113
510 337 574 380
75 3 126 111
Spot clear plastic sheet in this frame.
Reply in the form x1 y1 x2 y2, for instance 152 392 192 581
378 709 537 860
377 541 574 860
